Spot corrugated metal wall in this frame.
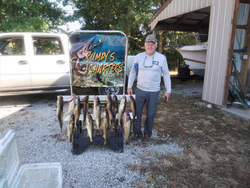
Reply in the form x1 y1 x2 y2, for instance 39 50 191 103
149 0 236 106
204 0 235 105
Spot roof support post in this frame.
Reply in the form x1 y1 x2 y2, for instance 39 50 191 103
222 0 240 107
239 4 250 91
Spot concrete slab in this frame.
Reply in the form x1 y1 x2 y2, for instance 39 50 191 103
221 106 250 121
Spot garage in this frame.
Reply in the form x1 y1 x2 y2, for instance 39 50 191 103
148 0 250 118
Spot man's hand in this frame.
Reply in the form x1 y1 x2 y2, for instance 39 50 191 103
163 92 171 102
127 88 133 95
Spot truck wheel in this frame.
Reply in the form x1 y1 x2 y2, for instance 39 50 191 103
98 87 123 95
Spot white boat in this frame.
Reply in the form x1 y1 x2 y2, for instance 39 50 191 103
177 42 207 77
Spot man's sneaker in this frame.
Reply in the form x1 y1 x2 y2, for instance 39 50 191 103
142 134 150 144
130 134 142 141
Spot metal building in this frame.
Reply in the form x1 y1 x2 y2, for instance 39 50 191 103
148 0 250 110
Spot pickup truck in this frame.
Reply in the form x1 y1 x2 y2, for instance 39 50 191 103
0 32 135 96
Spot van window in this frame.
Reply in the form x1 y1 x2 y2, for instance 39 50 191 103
0 37 25 55
33 37 64 55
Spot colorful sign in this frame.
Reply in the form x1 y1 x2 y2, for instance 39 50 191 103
69 33 126 88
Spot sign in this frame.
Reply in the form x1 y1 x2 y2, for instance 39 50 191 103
70 32 126 88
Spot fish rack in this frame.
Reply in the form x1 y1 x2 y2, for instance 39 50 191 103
62 95 134 155
72 120 124 155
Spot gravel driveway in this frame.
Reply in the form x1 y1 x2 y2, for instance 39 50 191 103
0 89 184 187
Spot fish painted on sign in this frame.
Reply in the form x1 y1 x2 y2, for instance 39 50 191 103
70 38 102 75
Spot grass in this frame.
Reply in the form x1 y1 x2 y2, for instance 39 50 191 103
126 79 250 187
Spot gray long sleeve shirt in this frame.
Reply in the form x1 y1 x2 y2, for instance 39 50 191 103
127 51 171 93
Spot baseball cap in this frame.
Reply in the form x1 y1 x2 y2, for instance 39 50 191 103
145 34 157 43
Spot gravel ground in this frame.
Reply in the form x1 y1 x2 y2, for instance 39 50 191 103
0 90 185 188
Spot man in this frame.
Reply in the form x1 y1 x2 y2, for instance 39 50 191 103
127 34 171 143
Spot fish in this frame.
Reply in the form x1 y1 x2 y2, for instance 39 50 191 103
106 94 115 131
102 109 109 145
74 95 81 130
123 111 132 144
57 95 64 133
130 95 136 123
82 95 89 122
112 95 118 120
93 95 102 134
118 96 126 128
86 112 94 143
62 93 77 119
67 113 75 143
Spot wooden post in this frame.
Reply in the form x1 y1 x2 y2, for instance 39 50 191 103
222 0 240 108
239 3 250 91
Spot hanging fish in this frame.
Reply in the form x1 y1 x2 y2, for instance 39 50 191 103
123 111 132 145
118 96 126 129
82 95 89 123
102 109 109 145
86 112 94 143
62 93 77 119
57 95 64 133
106 94 114 131
112 94 118 120
93 95 102 135
130 95 136 123
74 95 81 130
67 114 75 143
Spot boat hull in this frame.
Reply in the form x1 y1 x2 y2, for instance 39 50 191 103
177 43 207 77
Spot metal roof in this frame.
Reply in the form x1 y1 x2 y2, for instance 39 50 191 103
150 6 210 32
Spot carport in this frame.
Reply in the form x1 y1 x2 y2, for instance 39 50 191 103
148 0 250 112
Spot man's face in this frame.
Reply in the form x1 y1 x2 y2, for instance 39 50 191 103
145 41 157 55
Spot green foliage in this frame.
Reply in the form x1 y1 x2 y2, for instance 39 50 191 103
34 40 61 54
0 38 25 55
0 0 67 32
0 0 200 70
64 0 159 54
160 31 198 70
64 0 197 70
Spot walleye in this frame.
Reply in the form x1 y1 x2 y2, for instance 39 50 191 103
62 93 77 119
130 95 136 123
123 111 132 144
118 96 126 128
93 95 101 134
74 95 81 130
102 109 109 145
111 95 118 119
82 95 89 122
57 95 64 133
86 112 94 143
106 94 115 131
67 114 74 143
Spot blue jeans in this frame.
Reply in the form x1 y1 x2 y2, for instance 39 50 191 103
134 87 159 137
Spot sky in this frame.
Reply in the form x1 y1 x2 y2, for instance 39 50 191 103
51 0 82 32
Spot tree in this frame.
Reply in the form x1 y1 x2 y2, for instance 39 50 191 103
162 31 197 69
0 0 67 32
63 0 159 54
